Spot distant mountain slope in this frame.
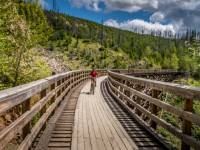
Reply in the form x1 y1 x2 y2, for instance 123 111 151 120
18 2 192 71
44 10 199 77
44 10 186 69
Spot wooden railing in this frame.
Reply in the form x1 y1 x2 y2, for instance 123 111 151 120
0 69 193 149
0 70 106 150
107 70 200 150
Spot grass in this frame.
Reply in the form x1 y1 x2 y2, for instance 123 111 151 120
157 126 181 149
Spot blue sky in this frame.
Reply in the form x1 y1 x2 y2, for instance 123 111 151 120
42 0 200 34
44 0 152 23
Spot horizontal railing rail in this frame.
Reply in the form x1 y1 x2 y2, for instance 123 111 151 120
110 69 182 74
110 69 187 82
107 70 200 150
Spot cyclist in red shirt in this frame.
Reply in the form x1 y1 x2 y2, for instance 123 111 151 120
90 69 97 94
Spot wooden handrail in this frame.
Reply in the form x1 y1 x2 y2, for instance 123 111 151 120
0 70 108 150
108 70 200 150
0 70 82 114
108 70 200 99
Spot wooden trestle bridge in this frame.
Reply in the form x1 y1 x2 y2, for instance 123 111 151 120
0 69 200 150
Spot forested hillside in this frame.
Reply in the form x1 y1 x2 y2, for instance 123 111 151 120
0 0 199 90
44 11 200 73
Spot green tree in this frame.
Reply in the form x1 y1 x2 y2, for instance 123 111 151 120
0 0 52 89
1 0 32 86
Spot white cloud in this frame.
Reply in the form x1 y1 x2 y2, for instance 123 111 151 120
69 0 200 31
104 19 175 36
39 0 49 8
150 12 165 23
69 0 101 11
104 19 120 28
104 0 158 12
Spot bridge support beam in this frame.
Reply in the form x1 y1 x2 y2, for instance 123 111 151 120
181 99 193 150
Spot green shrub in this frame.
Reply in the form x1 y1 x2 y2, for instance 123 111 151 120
99 46 105 51
82 39 90 43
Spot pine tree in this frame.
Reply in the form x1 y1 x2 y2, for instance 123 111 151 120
117 30 121 48
100 18 104 45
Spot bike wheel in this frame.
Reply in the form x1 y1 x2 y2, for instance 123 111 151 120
90 82 94 94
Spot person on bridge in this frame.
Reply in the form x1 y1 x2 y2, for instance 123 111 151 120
90 68 97 94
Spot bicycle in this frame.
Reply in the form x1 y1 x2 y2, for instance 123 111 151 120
90 77 96 94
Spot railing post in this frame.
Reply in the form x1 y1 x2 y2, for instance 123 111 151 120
57 80 61 96
62 78 65 92
40 88 48 129
181 99 193 150
150 89 160 129
71 73 73 88
50 83 55 104
117 84 121 97
40 89 47 114
135 97 142 116
22 98 31 138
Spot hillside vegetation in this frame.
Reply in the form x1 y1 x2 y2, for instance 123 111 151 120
0 0 199 90
44 11 199 73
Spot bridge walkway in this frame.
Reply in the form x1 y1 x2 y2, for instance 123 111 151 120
1 70 199 150
33 77 167 150
71 77 137 150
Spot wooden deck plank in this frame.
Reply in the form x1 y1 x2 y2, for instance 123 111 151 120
91 96 113 150
88 92 102 139
87 85 106 150
78 88 84 150
71 77 136 150
95 84 129 150
98 103 134 150
83 93 90 138
87 97 99 150
71 106 79 150
99 83 138 150
84 138 92 150
92 94 122 150
83 93 92 150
